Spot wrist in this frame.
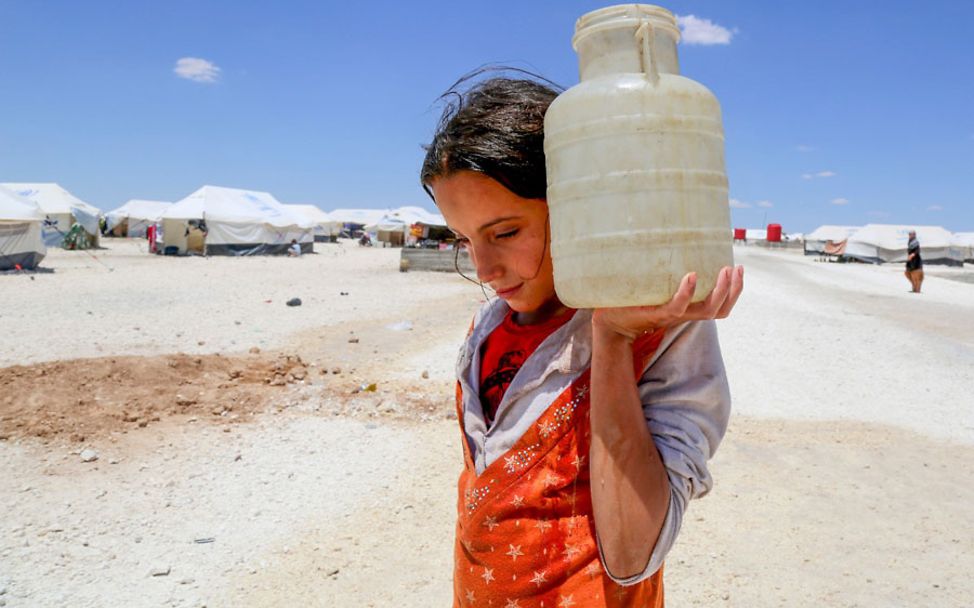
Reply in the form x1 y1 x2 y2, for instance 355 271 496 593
592 314 638 346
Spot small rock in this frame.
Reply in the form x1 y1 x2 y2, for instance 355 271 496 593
421 370 429 379
234 320 242 326
197 340 206 346
249 347 261 354
348 337 359 344
180 578 195 585
362 383 377 392
331 367 341 374
148 565 171 577
80 449 99 463
286 297 302 307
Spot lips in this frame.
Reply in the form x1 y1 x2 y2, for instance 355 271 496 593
493 283 523 298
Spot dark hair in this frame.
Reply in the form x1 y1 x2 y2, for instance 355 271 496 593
420 71 563 201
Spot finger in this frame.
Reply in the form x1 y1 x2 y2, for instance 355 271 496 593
716 265 744 318
665 272 697 318
685 266 731 319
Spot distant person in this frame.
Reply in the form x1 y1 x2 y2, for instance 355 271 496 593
905 230 923 293
287 239 301 257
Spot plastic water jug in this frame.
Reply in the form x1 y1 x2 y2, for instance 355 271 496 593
544 4 733 307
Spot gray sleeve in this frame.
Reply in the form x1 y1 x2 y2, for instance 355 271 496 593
601 320 731 585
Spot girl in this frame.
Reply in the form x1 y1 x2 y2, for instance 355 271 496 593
422 75 743 608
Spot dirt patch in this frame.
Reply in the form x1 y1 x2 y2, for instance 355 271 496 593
0 351 317 442
0 350 456 444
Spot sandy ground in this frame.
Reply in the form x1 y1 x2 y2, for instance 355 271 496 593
1 240 973 607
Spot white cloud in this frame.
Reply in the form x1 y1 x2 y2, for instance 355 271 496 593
803 170 836 180
756 200 773 208
796 144 815 152
927 204 943 211
174 57 221 83
801 173 813 180
676 15 735 45
831 198 850 206
729 198 751 209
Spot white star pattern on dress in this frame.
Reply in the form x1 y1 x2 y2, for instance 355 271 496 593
571 454 586 470
504 600 520 608
466 589 476 604
534 519 552 533
542 473 561 489
481 567 495 584
558 594 576 607
584 561 602 579
530 570 547 587
483 515 499 531
506 544 524 561
562 543 582 561
504 455 519 472
511 495 525 508
539 420 556 437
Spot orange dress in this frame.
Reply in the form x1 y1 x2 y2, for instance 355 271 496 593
453 331 666 608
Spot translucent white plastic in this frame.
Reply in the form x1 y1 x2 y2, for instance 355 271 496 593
544 4 733 307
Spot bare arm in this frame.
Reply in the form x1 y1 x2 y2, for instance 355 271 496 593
589 325 670 578
589 266 743 579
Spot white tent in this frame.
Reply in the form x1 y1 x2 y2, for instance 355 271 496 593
745 228 767 241
365 206 447 230
0 185 47 270
363 206 448 246
160 185 314 256
804 225 860 256
1 182 101 247
844 224 963 266
105 200 172 238
284 204 342 242
328 208 389 228
951 232 974 264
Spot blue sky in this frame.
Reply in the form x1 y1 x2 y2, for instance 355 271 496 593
1 0 972 233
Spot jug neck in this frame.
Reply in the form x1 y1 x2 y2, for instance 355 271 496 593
572 4 681 82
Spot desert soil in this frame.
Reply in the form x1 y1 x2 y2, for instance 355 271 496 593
1 240 972 607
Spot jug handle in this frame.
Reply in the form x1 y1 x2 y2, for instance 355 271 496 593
635 19 659 85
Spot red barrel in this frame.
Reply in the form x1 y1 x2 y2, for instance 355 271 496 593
766 224 782 242
733 228 746 240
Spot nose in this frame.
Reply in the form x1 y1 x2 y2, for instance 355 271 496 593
470 243 503 284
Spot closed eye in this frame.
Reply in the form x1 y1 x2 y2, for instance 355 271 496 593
497 229 519 239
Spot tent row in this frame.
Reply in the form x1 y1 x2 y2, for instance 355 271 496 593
804 224 973 266
1 181 450 264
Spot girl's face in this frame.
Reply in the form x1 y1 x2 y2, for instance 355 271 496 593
430 171 558 316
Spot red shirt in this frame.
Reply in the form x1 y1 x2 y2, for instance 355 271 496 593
478 308 577 425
